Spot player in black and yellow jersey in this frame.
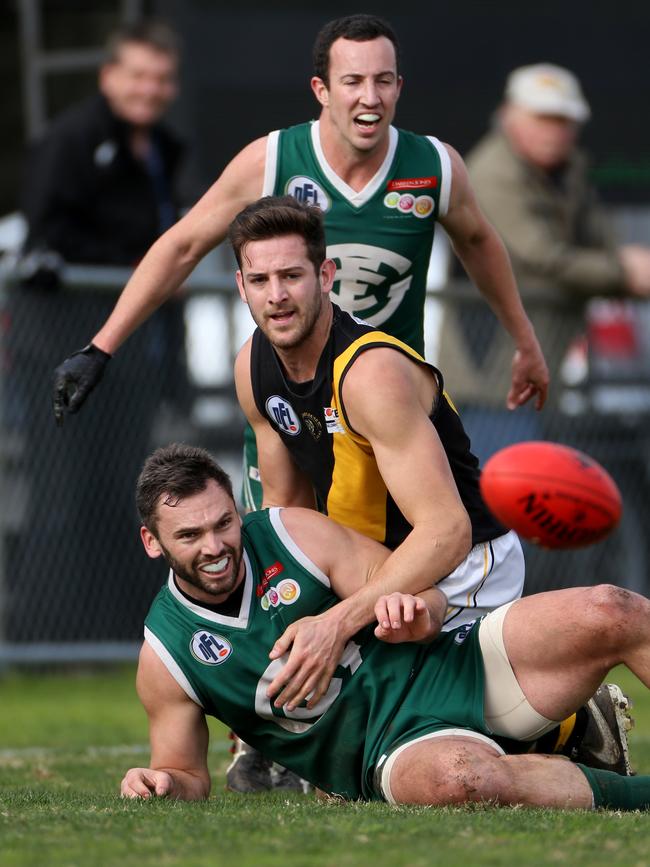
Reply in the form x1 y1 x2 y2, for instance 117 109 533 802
234 195 523 638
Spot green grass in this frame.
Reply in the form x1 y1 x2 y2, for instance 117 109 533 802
0 665 649 867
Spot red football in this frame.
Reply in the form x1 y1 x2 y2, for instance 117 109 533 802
480 441 622 549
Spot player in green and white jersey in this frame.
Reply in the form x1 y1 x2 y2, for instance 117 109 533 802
53 14 548 430
122 443 649 809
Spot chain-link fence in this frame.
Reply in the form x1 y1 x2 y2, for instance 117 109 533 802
0 261 251 662
1 264 649 663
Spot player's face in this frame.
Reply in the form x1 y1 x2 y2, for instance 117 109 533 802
236 234 334 350
99 42 178 128
142 480 244 604
312 37 402 154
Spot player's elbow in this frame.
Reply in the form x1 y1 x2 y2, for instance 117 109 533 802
446 507 472 564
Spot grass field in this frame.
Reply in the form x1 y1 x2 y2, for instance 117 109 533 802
0 665 648 867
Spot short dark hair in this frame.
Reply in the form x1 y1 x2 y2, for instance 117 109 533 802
313 14 400 86
228 196 326 276
105 19 180 63
136 443 234 532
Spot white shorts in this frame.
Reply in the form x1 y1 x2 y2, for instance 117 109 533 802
439 530 524 631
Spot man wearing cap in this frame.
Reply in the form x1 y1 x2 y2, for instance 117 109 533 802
437 63 650 458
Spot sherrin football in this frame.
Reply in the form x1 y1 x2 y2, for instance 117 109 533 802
479 441 622 549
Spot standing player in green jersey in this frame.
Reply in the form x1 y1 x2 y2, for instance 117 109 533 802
53 14 548 427
121 443 649 809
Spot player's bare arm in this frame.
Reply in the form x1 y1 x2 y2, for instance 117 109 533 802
234 341 317 509
265 509 446 710
338 347 472 604
120 642 211 801
94 137 268 355
440 143 549 410
265 350 471 710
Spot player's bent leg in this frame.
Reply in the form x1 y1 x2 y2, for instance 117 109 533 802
380 733 594 809
480 594 638 775
500 585 650 718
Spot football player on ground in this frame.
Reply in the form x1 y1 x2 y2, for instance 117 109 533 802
122 443 647 809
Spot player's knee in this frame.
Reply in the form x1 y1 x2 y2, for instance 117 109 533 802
399 748 504 806
584 584 634 624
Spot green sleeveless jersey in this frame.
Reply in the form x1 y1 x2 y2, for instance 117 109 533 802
263 122 450 354
144 508 487 800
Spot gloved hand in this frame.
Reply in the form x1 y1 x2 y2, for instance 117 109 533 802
52 343 112 426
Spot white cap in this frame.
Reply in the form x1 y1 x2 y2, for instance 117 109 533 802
505 63 591 122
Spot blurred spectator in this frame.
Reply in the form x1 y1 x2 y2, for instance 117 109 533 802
4 20 189 639
438 63 650 462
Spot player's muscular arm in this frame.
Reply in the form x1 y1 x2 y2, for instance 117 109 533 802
331 349 472 623
439 144 549 411
265 509 446 710
264 353 472 711
234 342 316 509
120 643 211 801
94 137 268 355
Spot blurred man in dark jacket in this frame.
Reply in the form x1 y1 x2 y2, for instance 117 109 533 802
6 20 189 641
22 20 183 267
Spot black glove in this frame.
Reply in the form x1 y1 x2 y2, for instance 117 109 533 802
52 343 112 426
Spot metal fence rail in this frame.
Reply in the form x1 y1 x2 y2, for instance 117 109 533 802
1 264 649 663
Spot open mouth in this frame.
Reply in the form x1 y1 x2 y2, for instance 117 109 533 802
269 310 295 324
354 113 381 132
201 555 230 576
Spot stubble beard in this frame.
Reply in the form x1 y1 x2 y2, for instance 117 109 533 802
160 541 243 599
258 291 323 351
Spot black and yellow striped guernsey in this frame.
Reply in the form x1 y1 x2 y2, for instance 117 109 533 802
250 305 504 548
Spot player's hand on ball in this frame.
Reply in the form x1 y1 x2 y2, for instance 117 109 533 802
120 768 173 799
52 343 111 426
374 593 436 643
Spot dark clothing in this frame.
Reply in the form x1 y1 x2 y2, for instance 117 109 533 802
22 93 184 265
4 94 187 641
250 305 504 549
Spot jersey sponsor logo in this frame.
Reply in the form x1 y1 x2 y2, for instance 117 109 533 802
266 395 301 435
276 578 301 604
302 411 323 441
261 587 280 610
190 630 233 665
383 191 401 208
327 243 413 327
257 561 284 597
286 176 331 212
324 406 345 434
383 192 434 219
387 176 438 191
260 579 300 609
413 196 434 219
